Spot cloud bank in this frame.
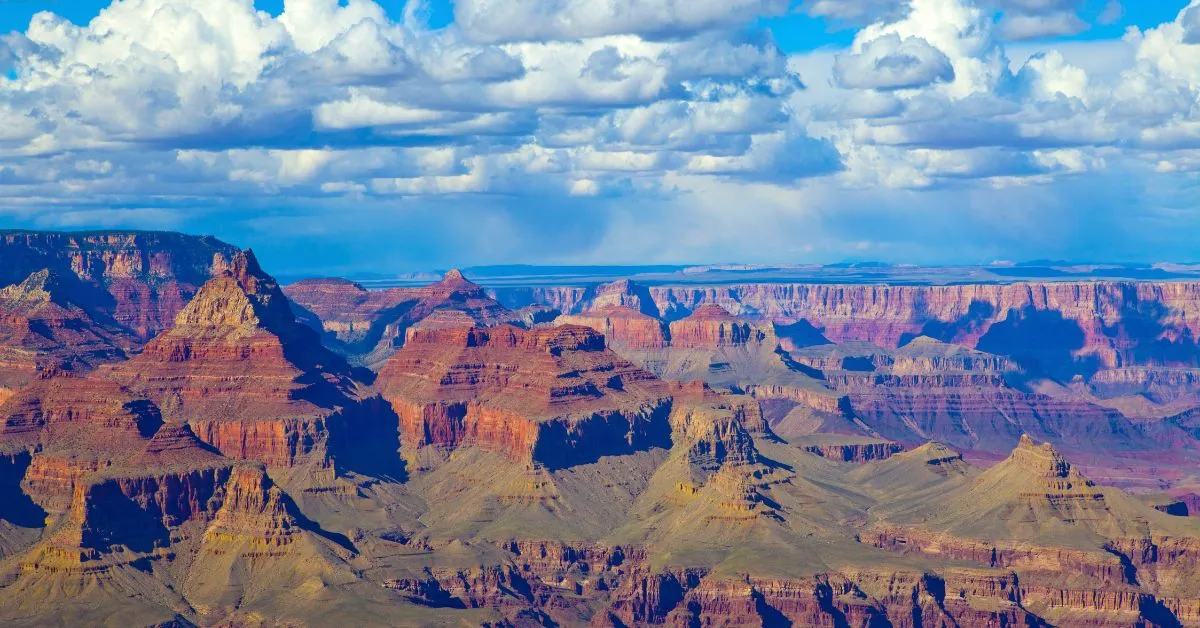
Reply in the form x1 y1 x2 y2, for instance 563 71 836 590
0 0 1197 272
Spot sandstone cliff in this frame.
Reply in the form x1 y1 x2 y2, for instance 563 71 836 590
377 324 673 469
512 280 1200 378
0 230 239 340
285 270 518 368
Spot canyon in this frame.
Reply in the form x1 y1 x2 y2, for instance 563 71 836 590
3 230 1200 626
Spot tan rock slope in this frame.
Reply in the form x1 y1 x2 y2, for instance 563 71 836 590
865 435 1200 626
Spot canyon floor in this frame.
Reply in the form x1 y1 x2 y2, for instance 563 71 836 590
2 230 1200 626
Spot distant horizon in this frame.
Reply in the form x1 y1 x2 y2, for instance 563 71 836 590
10 228 1200 280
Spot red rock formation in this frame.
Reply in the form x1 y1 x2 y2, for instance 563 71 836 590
557 305 668 350
201 464 300 547
0 377 162 451
378 324 673 468
0 270 132 392
803 440 904 463
667 304 773 349
95 251 380 469
518 280 1200 373
284 269 516 367
0 230 239 340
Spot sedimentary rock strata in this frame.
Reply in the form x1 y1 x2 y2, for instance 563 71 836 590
1 230 239 339
378 324 673 468
4 231 1200 625
285 269 517 367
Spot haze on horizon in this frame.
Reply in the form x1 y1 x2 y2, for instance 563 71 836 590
0 0 1198 274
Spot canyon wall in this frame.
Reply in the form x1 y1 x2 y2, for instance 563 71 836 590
504 281 1200 376
1 230 239 339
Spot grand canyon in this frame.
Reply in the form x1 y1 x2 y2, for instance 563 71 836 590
2 230 1200 627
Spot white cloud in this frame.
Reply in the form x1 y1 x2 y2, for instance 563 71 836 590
454 0 790 43
1185 4 1200 44
3 0 1200 272
834 33 955 90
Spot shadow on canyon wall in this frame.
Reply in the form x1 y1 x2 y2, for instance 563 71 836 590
977 305 1102 382
899 300 997 348
1102 295 1200 368
0 452 47 529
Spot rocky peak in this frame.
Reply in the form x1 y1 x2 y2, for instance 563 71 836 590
985 435 1103 502
428 268 482 296
1011 434 1075 478
0 270 56 309
0 269 99 317
417 269 502 315
173 250 294 332
133 423 225 467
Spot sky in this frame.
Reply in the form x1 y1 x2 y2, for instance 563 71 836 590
0 0 1198 274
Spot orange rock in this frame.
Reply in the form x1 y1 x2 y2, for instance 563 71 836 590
378 324 673 468
667 304 773 349
558 305 668 350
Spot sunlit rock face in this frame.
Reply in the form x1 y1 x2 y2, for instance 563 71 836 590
0 230 240 340
377 323 675 469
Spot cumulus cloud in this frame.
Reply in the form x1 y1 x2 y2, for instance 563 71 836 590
1184 3 1200 45
453 0 790 43
791 0 1200 199
834 33 955 90
0 0 838 262
2 0 1200 272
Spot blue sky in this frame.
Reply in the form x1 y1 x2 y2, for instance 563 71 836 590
0 0 1198 273
0 1 1186 51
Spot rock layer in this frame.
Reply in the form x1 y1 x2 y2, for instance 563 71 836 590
0 230 239 340
513 280 1200 377
378 324 672 468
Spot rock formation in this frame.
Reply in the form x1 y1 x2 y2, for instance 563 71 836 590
5 231 1200 626
285 270 520 368
95 250 393 472
864 435 1200 626
0 270 130 395
377 323 673 469
557 305 668 350
511 279 1200 380
0 229 239 340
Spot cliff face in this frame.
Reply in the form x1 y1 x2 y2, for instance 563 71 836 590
0 230 239 340
557 305 668 350
667 304 775 350
514 280 1200 377
284 270 517 368
97 251 389 471
377 324 674 468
